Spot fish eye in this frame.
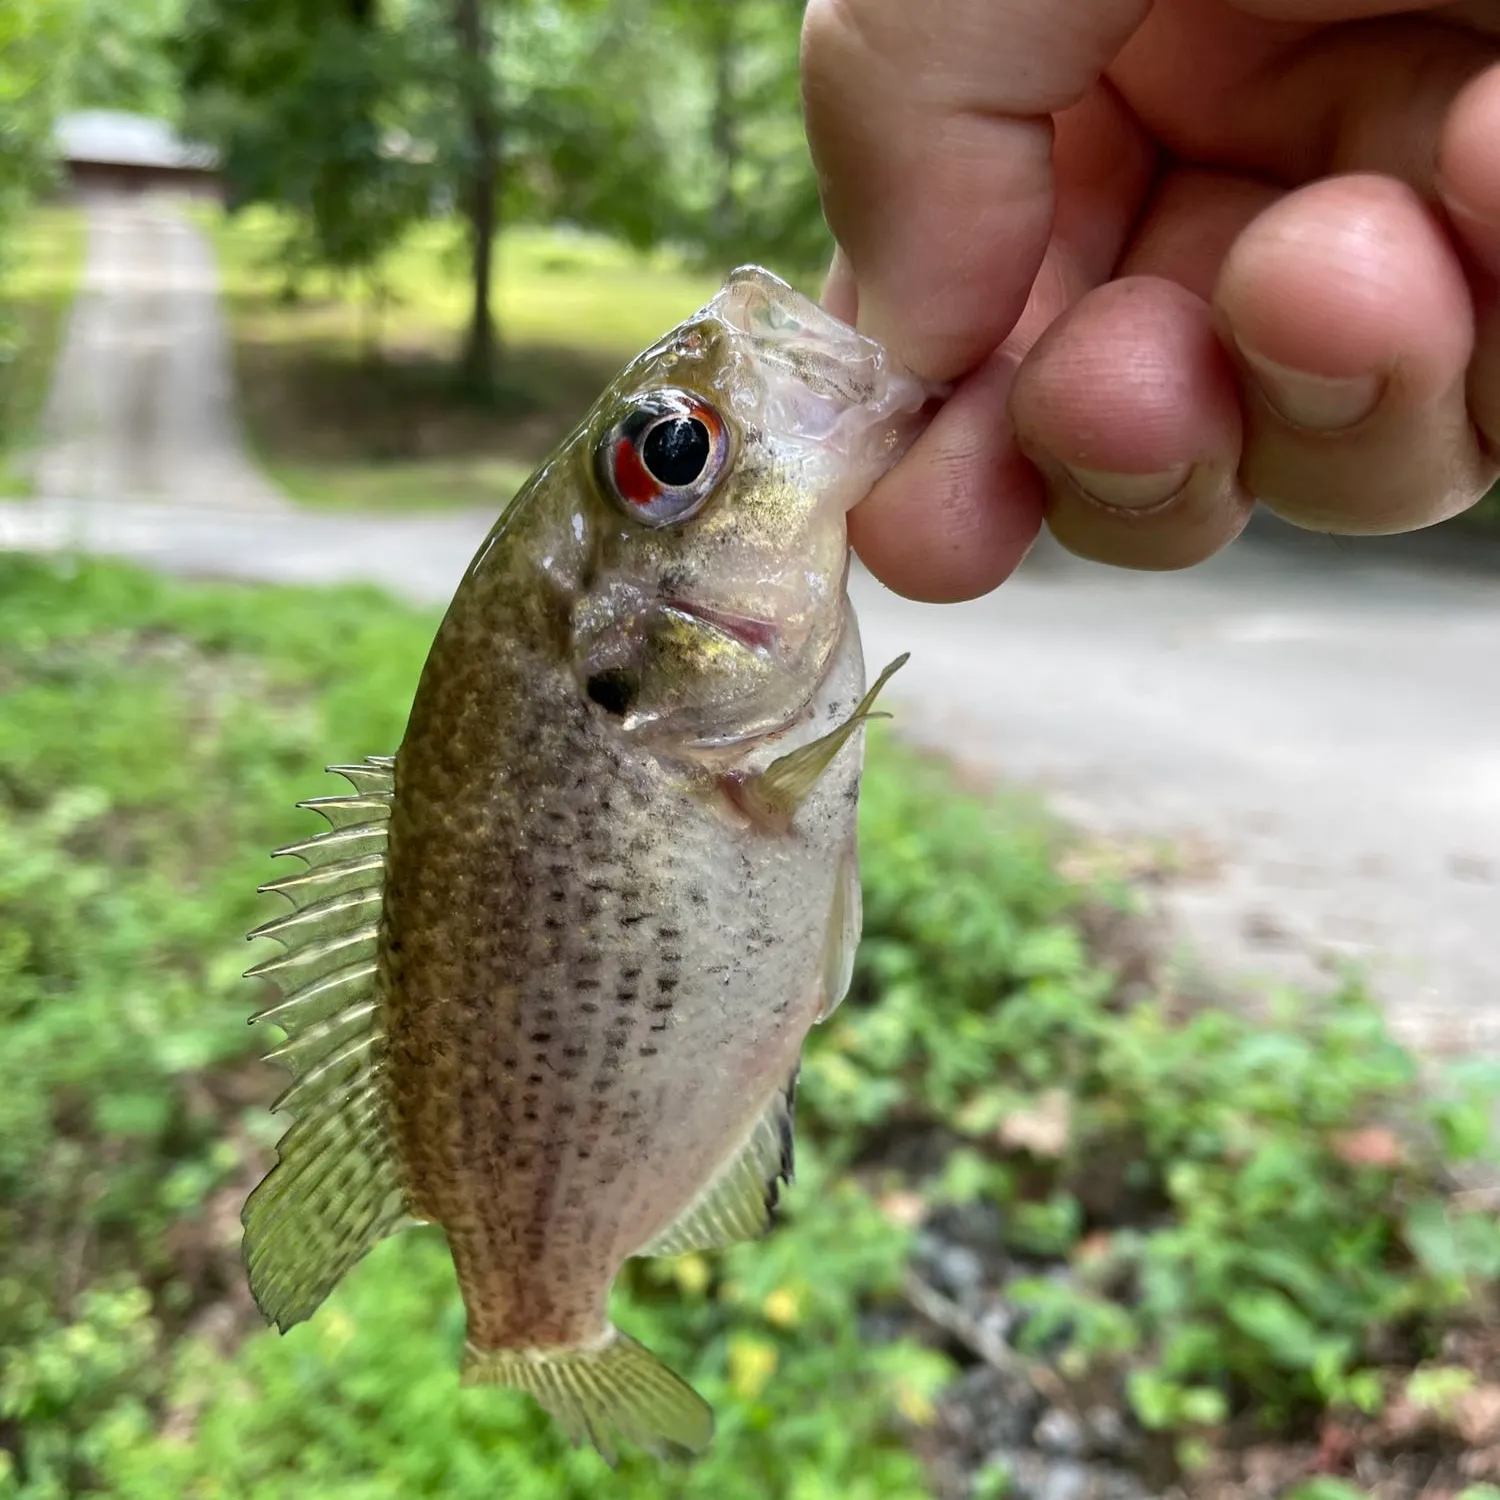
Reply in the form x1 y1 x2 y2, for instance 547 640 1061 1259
598 388 730 528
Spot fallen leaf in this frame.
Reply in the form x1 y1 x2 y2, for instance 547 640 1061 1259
877 1190 926 1229
1454 1385 1500 1447
1332 1126 1406 1171
997 1088 1072 1159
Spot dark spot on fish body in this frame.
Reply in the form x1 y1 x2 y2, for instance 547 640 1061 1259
579 1001 599 1015
638 1044 659 1057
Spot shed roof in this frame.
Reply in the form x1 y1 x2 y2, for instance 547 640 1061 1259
54 110 218 172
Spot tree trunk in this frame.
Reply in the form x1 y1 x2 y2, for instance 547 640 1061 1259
708 9 738 255
454 0 499 390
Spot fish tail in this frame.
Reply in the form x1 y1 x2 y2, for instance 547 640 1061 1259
463 1326 714 1464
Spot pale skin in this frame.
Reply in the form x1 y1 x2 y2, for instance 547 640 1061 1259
800 0 1500 601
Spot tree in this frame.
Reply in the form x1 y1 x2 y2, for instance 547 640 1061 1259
451 0 500 389
68 0 186 120
175 0 831 385
0 0 80 397
177 0 441 301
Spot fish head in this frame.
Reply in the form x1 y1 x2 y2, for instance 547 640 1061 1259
566 265 935 747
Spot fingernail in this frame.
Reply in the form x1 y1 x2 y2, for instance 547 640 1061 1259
1063 463 1191 511
1237 344 1382 431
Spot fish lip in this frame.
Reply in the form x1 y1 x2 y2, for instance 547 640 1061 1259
663 599 779 652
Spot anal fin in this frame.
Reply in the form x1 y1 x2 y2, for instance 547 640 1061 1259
634 1073 798 1259
241 755 410 1331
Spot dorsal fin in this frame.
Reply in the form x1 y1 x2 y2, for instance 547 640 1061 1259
241 755 411 1332
633 1072 798 1259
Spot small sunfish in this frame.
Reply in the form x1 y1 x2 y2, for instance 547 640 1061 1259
241 266 932 1462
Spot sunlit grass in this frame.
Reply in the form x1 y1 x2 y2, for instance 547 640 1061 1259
206 207 728 513
0 204 86 494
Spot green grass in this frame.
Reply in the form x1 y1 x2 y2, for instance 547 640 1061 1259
0 205 85 494
207 207 728 513
2 551 1497 1497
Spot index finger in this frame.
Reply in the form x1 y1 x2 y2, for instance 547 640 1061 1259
800 0 1149 382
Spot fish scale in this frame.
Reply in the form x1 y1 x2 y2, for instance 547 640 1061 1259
239 265 932 1463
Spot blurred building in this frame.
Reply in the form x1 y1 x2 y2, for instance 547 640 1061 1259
52 110 221 200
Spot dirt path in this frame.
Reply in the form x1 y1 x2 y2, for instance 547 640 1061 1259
6 189 1497 1055
31 192 285 512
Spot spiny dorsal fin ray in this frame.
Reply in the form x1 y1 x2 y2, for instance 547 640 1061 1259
245 923 380 986
241 755 407 1333
273 823 390 868
734 653 908 828
249 887 384 946
260 851 386 910
464 1327 713 1465
250 959 378 1035
298 793 393 829
633 1071 797 1259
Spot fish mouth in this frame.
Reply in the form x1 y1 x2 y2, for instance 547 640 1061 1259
664 599 779 652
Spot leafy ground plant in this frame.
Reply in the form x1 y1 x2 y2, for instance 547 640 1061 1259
0 207 84 493
1 552 1497 1500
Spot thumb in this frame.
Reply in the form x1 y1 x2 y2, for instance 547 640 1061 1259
801 0 1148 382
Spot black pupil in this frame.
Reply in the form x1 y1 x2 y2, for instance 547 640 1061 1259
640 417 711 488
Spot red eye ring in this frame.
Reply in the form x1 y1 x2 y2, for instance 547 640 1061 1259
598 389 731 528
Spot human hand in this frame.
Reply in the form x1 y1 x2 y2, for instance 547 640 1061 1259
801 0 1500 600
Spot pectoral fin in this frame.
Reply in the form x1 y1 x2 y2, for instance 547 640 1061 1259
728 653 908 830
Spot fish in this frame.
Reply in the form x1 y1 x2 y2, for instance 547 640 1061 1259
240 265 933 1463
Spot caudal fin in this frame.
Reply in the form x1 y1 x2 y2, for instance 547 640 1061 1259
464 1326 714 1464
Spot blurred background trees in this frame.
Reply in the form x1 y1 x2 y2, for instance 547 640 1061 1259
168 0 829 388
0 0 832 395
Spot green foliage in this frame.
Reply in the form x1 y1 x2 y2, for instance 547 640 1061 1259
67 0 187 118
0 207 84 490
178 0 443 284
836 755 1500 1435
2 553 1496 1495
0 555 944 1497
177 0 830 364
0 0 79 451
